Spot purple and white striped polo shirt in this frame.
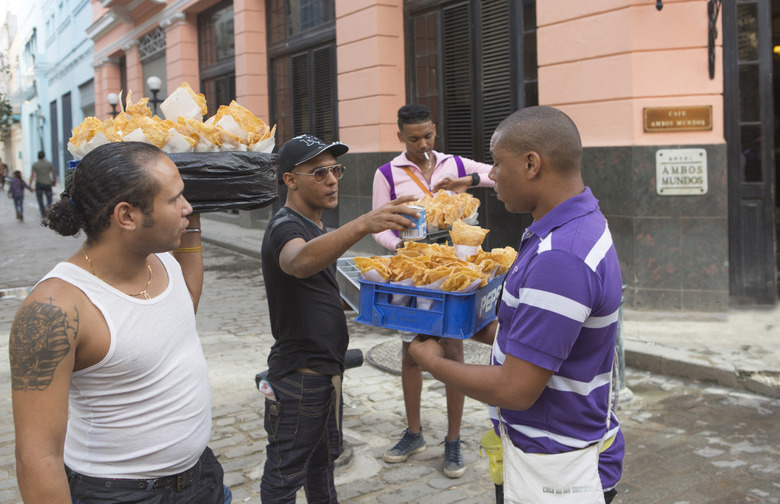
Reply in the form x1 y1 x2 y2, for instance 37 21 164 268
489 187 624 489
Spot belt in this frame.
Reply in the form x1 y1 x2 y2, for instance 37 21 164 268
295 367 324 375
65 461 200 492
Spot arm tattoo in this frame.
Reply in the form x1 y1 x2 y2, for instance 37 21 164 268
10 301 79 391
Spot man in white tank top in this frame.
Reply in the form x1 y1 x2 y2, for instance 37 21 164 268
10 142 230 504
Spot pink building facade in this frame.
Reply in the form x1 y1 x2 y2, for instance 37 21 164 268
88 0 778 310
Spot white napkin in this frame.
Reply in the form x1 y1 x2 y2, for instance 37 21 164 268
160 87 205 122
454 244 481 260
389 278 416 306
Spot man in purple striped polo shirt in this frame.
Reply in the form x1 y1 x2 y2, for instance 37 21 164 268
410 106 624 503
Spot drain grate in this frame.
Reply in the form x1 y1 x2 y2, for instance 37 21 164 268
367 338 492 376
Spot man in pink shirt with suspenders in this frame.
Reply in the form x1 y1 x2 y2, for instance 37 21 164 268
371 104 494 478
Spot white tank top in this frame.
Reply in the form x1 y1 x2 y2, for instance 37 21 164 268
40 253 211 478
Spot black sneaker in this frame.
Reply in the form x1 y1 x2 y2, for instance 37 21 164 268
442 437 466 478
383 428 426 463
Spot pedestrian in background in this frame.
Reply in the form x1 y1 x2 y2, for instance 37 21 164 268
371 103 494 479
410 106 625 503
10 141 231 504
0 157 8 190
260 134 418 503
7 170 32 222
29 150 57 218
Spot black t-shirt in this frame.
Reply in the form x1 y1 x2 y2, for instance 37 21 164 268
260 207 348 380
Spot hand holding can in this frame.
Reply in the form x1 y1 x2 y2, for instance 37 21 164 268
401 204 428 241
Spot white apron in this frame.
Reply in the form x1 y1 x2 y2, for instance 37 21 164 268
496 323 615 504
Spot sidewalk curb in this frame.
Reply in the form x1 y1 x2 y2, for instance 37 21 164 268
202 235 260 260
625 340 780 398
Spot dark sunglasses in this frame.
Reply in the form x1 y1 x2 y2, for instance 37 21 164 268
294 164 346 183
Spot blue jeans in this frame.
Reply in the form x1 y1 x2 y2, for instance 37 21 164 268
35 183 52 216
13 196 24 217
261 371 343 504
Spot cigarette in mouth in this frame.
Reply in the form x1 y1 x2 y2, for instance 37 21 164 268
424 152 430 160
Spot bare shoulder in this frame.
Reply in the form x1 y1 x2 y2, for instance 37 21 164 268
9 279 86 392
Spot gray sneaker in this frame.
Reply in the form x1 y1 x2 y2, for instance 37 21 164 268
442 437 466 478
383 428 427 463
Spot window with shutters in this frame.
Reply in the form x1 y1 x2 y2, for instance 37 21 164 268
413 12 440 130
119 55 127 102
268 0 334 43
405 0 537 163
442 2 475 158
268 0 337 144
521 0 538 109
198 0 236 117
405 0 537 249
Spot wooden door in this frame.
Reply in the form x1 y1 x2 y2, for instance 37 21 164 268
724 0 778 304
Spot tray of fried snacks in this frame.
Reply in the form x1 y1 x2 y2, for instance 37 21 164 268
415 190 480 233
346 233 517 338
66 84 279 212
68 84 276 158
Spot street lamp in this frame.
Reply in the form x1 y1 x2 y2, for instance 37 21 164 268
107 93 119 118
147 76 162 116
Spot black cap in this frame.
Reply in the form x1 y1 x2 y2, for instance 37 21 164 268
278 134 349 174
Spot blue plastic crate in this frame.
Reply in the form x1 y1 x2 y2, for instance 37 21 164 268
355 273 505 339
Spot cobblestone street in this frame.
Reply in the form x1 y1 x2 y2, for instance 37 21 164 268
0 200 778 503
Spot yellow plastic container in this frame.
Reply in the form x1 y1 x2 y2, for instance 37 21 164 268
479 428 503 485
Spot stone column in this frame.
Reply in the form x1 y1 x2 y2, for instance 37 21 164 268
335 0 405 152
95 58 122 120
122 39 142 104
234 0 269 120
161 12 199 92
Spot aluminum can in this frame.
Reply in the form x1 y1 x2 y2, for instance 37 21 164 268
401 204 428 240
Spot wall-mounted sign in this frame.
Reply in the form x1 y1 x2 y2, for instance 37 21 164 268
655 149 708 196
644 106 712 132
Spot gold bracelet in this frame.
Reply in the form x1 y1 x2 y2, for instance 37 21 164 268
174 246 203 253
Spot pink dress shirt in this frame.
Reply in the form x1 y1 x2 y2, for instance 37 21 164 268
371 150 494 251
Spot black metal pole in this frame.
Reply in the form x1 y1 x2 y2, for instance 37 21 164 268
150 89 161 116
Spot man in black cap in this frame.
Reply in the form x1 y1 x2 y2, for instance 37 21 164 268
260 134 418 503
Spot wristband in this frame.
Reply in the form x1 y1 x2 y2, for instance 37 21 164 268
174 246 203 253
470 173 481 186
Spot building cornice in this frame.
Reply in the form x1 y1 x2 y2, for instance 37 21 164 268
159 11 186 30
94 56 121 69
85 11 121 42
49 41 94 82
122 39 140 52
90 0 190 66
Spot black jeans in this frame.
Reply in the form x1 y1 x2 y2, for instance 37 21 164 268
67 447 229 504
261 371 342 503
